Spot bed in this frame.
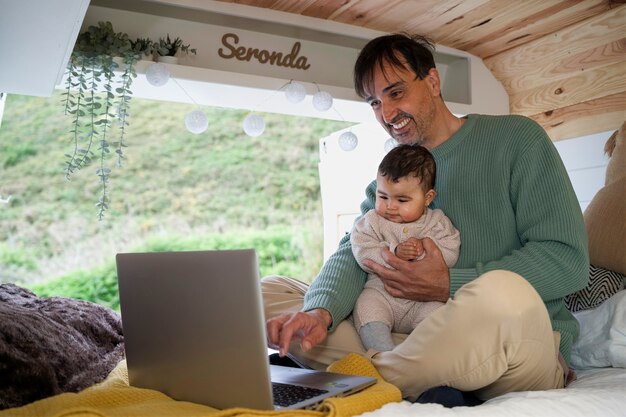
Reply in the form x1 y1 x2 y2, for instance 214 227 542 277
0 285 624 417
1 124 624 416
365 369 626 417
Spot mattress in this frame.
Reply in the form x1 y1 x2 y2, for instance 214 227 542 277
358 287 626 417
358 367 626 417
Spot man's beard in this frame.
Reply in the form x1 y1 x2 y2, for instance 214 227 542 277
389 117 426 146
407 135 426 146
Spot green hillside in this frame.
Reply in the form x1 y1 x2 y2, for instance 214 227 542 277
0 92 352 306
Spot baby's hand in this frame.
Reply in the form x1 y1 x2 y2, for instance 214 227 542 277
395 238 424 261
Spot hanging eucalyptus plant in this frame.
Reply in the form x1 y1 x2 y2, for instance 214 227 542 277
62 21 139 220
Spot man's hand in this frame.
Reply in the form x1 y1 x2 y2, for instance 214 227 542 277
395 237 424 261
266 308 331 357
363 237 450 302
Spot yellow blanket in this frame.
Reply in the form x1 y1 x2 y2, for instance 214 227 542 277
2 353 401 417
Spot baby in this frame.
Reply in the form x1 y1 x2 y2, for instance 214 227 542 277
351 144 460 352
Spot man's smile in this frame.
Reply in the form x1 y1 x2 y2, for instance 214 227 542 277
387 116 416 143
391 117 411 130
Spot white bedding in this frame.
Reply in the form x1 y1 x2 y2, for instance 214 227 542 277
358 367 626 417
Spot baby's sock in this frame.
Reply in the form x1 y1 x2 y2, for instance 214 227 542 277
359 321 395 351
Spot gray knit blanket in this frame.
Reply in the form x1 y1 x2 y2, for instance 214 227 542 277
0 283 125 410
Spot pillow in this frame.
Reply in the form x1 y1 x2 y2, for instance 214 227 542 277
605 120 625 185
0 284 125 410
565 265 625 312
583 120 626 276
570 290 626 369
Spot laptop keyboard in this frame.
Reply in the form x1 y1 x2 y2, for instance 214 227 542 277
272 382 329 407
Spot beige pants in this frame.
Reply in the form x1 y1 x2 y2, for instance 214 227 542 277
261 270 565 401
353 276 444 333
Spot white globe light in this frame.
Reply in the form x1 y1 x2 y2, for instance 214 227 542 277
384 137 398 153
145 63 170 87
284 82 306 103
338 131 358 151
185 110 208 134
312 90 333 112
243 113 265 137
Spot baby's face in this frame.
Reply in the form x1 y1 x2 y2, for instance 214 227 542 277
375 174 434 223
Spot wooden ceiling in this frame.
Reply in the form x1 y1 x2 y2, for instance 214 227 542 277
215 0 626 141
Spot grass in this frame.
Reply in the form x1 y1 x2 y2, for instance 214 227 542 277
0 92 352 304
28 225 322 311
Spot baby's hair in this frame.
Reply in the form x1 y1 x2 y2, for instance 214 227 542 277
378 144 436 190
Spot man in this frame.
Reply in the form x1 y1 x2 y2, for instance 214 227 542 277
263 33 588 401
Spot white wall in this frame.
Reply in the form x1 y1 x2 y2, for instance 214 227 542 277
0 93 6 129
553 131 612 212
319 123 388 260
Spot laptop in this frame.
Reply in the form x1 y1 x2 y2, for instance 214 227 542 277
116 249 376 410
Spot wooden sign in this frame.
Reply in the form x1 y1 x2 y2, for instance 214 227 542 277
218 33 311 70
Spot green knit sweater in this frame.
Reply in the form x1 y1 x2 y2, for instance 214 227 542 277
303 114 589 362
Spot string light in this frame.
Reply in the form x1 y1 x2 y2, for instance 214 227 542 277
145 63 170 87
331 106 358 152
243 113 265 137
284 81 306 103
384 137 398 153
338 131 358 151
166 77 210 134
145 65 210 134
312 90 333 112
143 73 340 136
185 110 209 134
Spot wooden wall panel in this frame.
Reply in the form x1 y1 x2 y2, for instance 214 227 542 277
271 0 319 14
302 0 366 21
470 0 610 58
484 4 626 91
559 38 626 73
510 61 626 115
485 3 626 138
325 0 408 29
529 92 626 141
398 0 489 38
428 0 561 53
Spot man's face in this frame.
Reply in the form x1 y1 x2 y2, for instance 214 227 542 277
365 61 438 147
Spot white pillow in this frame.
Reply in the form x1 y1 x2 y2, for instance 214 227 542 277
570 290 626 369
